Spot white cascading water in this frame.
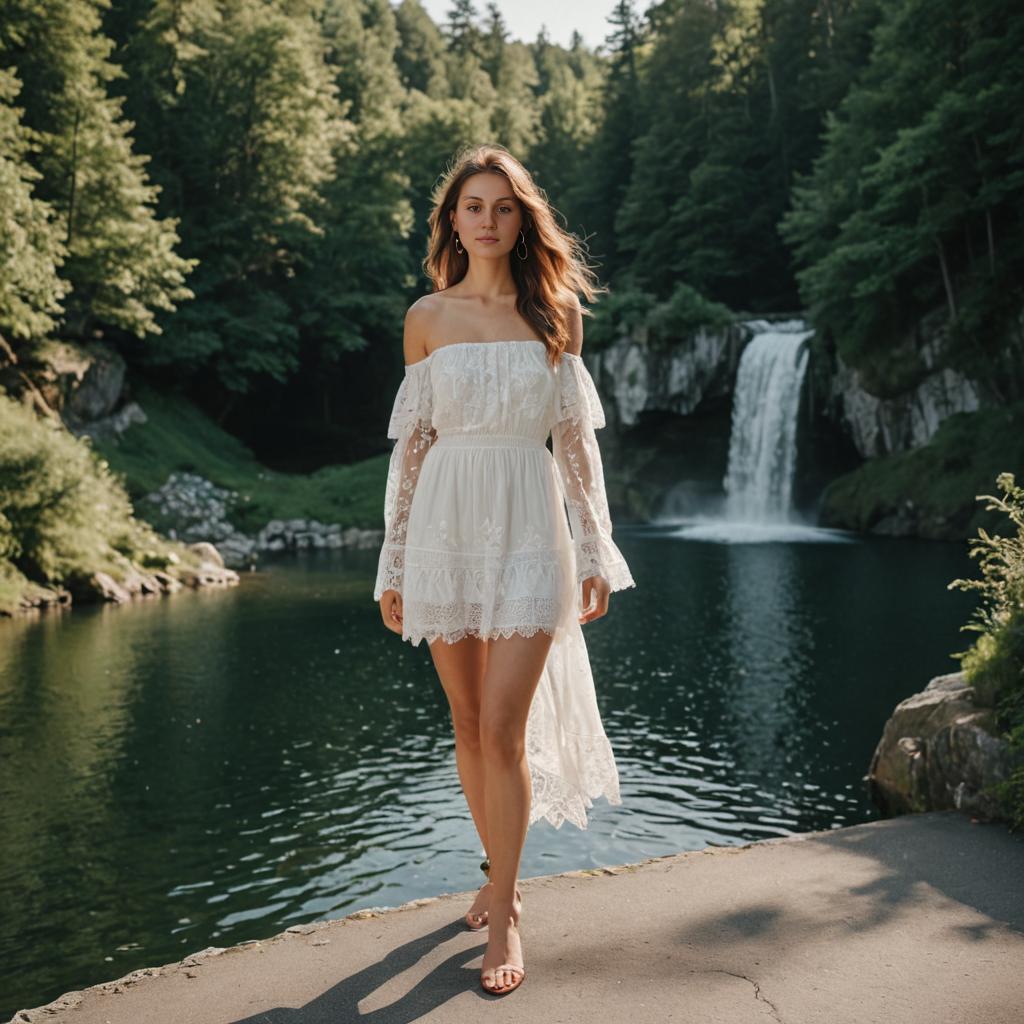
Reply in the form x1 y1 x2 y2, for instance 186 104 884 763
669 317 851 543
722 320 813 523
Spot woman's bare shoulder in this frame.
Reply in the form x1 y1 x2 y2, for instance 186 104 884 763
403 295 441 365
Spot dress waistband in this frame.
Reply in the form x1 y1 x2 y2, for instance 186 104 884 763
434 432 547 450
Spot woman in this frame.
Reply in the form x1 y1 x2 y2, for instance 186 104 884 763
373 143 636 996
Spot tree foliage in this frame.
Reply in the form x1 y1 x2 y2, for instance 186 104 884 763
781 0 1024 398
1 0 194 342
2 0 1021 439
0 66 69 342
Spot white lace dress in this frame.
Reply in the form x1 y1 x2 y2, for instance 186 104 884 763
373 339 636 829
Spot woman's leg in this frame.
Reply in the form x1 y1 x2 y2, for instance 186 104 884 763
428 634 491 866
479 628 555 989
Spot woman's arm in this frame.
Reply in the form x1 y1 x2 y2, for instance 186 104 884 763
373 306 436 604
550 304 636 606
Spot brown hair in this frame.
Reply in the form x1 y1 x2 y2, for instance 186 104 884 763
423 143 607 364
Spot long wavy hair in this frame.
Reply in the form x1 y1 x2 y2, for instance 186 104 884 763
423 143 607 365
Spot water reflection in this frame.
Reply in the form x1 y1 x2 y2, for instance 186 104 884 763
723 542 806 776
0 536 974 1016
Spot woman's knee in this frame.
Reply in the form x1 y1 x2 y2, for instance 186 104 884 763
479 715 526 765
451 707 483 749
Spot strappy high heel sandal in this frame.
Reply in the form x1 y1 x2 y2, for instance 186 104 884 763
480 919 526 996
465 857 523 931
481 962 526 995
465 856 491 931
464 882 524 930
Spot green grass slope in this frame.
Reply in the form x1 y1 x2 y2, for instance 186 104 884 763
95 381 386 535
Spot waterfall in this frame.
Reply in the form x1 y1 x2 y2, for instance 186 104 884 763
668 317 851 543
723 320 812 523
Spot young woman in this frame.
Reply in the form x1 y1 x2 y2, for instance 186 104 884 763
373 143 636 997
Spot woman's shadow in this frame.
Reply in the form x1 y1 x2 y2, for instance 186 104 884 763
230 917 495 1023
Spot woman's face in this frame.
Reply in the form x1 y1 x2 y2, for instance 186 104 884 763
449 172 524 261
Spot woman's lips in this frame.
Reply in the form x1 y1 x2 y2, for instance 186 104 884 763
477 237 499 243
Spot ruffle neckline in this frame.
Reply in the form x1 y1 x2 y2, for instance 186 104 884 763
405 339 584 369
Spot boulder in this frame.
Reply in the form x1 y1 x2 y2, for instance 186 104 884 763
71 400 148 441
188 541 225 568
10 338 128 424
176 562 240 588
867 671 1021 821
86 571 134 604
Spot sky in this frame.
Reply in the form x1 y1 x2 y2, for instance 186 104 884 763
418 0 656 52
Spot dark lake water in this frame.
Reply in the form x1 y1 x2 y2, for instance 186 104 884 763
0 529 975 1015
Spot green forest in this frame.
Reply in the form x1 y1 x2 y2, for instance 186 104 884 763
1 0 1023 616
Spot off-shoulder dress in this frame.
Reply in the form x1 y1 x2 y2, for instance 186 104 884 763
373 339 636 830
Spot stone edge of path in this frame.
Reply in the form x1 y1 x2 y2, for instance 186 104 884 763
5 817 889 1023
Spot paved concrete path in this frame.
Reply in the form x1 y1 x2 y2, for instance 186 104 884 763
10 810 1024 1024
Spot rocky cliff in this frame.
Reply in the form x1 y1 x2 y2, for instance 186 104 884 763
819 306 989 460
830 351 981 459
587 308 1005 538
589 321 754 426
592 310 985 462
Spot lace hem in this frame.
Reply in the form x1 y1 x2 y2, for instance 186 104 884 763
401 595 563 648
527 754 623 831
411 624 558 647
573 534 637 591
373 543 405 601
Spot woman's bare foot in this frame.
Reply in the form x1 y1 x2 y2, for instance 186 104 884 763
465 881 522 930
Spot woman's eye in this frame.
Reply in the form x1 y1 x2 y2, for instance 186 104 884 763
467 205 513 213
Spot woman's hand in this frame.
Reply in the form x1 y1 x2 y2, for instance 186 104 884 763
579 575 610 624
379 589 404 635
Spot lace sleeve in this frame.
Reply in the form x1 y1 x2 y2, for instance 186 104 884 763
550 353 636 592
373 360 436 601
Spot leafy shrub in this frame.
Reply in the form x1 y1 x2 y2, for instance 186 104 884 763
587 282 734 351
647 281 733 344
0 391 190 612
949 473 1024 827
585 287 660 348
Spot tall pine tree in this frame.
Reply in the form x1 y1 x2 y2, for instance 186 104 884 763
0 0 194 343
565 0 644 280
0 67 69 345
781 0 1024 398
110 0 341 411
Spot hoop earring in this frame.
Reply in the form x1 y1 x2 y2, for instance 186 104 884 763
454 232 464 256
516 230 528 261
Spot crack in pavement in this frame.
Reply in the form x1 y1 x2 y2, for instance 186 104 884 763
707 969 783 1022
